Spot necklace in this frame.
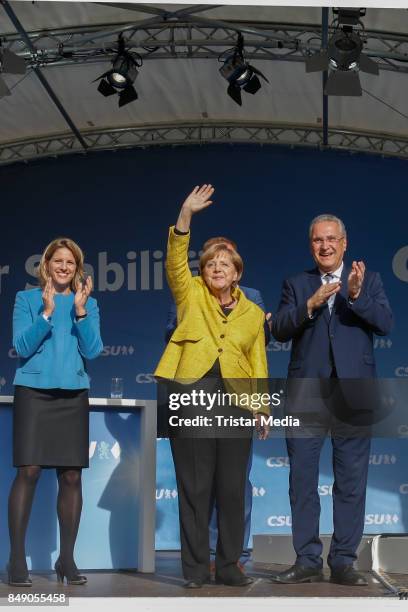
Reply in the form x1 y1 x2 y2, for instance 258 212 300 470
219 297 235 308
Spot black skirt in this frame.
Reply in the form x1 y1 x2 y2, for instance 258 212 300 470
13 385 89 468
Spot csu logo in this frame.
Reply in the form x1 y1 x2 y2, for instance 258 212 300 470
156 489 178 500
400 484 408 495
267 515 292 527
136 373 155 383
395 366 408 377
369 454 397 465
318 484 333 496
365 513 399 525
89 441 120 460
102 345 135 357
267 340 292 352
373 338 392 349
0 377 6 388
8 348 17 359
266 456 290 468
252 487 266 497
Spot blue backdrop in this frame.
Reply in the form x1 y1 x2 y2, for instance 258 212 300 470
0 145 407 568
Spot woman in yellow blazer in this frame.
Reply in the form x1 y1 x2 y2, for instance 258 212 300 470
155 184 269 589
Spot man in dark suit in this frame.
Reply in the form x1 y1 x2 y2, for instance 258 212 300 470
271 214 393 586
164 235 271 570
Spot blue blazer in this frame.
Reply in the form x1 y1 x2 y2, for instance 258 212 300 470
272 265 393 379
165 285 271 345
13 288 103 390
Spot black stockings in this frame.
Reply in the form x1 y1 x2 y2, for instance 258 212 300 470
8 466 83 576
8 466 41 576
56 468 83 574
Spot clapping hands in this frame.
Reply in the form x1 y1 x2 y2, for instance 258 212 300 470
74 276 92 316
42 278 56 318
348 261 365 300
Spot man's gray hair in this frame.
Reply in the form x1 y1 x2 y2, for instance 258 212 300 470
309 214 347 239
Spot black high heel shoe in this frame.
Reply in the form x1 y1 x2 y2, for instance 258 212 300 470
54 559 87 585
6 563 32 587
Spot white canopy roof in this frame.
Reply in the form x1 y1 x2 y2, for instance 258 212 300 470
1 2 408 163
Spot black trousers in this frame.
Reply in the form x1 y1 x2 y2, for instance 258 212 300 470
170 437 251 581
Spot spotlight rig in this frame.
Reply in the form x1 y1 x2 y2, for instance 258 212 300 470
219 33 268 106
306 8 379 96
0 45 26 98
95 35 141 107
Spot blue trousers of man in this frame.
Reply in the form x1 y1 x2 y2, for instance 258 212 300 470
286 429 371 569
209 440 253 564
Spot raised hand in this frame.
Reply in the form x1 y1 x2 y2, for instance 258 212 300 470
74 275 92 316
307 281 342 316
176 184 215 232
182 184 214 214
42 278 56 317
348 261 365 300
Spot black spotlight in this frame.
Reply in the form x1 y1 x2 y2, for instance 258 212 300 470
306 8 379 96
94 35 141 107
0 46 26 98
219 33 268 106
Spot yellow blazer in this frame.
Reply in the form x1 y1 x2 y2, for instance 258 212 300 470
155 227 269 412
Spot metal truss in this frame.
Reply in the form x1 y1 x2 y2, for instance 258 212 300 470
2 123 408 166
2 17 408 75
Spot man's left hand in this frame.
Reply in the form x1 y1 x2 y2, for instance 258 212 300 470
348 260 365 300
255 413 269 440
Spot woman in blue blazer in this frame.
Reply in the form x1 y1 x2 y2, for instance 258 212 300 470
7 237 103 587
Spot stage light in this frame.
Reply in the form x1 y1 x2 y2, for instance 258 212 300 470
0 47 26 98
219 33 268 106
94 35 141 107
306 8 379 96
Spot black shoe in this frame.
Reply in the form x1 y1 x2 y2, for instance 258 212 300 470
329 565 368 586
270 564 324 584
54 559 87 585
183 579 203 589
215 572 253 587
6 563 32 587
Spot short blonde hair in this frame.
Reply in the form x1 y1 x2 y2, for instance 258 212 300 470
202 236 237 252
38 237 85 292
200 244 243 283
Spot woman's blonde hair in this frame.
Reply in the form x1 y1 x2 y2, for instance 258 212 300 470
38 237 85 292
199 244 243 284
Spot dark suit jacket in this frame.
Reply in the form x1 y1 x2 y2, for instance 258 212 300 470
165 285 271 345
272 264 393 379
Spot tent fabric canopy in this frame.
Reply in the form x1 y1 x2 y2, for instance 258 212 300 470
0 2 407 163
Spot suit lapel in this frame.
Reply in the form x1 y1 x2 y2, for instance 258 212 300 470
332 263 349 320
308 268 322 293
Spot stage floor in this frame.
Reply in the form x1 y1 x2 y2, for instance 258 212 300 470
1 553 407 598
